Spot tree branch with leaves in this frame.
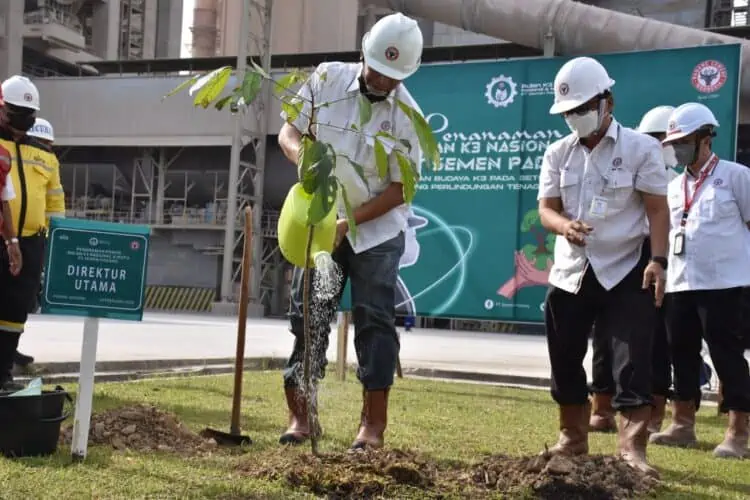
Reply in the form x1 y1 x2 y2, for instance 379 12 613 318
164 61 440 455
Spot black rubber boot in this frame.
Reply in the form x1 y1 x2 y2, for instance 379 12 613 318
13 350 34 367
0 333 24 391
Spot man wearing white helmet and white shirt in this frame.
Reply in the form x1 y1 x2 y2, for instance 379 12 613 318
650 102 750 459
589 105 679 436
537 57 670 477
276 12 423 450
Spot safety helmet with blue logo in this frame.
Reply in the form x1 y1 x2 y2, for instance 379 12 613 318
28 117 54 142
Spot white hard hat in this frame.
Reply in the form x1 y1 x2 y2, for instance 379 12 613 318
362 13 423 81
637 105 675 134
28 118 54 141
1 75 40 111
662 102 719 144
549 57 615 115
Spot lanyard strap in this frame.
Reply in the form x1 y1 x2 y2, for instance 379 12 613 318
681 154 719 227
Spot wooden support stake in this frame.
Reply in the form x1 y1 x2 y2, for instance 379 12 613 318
229 206 253 435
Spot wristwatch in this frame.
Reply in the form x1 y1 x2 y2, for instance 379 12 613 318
651 256 668 270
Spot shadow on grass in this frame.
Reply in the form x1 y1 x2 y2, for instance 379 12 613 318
695 414 730 427
154 378 276 406
88 392 282 436
129 454 295 499
11 445 114 470
396 384 552 407
659 464 750 498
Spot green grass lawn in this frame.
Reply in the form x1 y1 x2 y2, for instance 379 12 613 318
0 372 747 499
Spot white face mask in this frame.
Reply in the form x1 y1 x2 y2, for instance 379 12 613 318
662 145 678 168
565 109 600 138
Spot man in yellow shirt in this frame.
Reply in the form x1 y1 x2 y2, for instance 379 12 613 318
11 117 61 369
0 76 65 390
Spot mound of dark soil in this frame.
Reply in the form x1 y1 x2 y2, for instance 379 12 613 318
239 449 658 499
470 454 659 499
60 404 218 456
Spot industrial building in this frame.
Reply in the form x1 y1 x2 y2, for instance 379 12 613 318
0 0 183 77
2 0 750 321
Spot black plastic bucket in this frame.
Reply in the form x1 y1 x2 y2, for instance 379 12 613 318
28 387 73 456
0 385 72 458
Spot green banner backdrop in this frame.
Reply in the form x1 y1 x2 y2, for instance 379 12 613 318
340 44 741 322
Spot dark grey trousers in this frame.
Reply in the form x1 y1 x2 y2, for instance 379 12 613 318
283 231 404 391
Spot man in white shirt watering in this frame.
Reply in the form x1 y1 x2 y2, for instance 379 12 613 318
276 13 423 451
650 102 750 459
537 56 670 477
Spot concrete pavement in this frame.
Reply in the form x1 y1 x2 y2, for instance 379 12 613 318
19 312 553 379
17 312 747 393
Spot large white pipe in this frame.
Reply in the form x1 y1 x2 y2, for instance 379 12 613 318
369 0 750 114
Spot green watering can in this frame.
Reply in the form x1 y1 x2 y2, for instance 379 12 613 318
277 183 337 268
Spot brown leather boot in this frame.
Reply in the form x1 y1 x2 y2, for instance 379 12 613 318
351 389 389 450
546 403 590 456
589 393 617 433
648 395 667 435
649 400 697 447
713 410 750 459
618 406 659 478
279 386 318 445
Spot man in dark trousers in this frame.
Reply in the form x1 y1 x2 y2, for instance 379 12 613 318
276 13 424 450
537 56 669 477
12 117 57 370
650 102 750 459
589 105 679 435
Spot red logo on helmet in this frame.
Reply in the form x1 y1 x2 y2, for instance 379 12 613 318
23 93 32 102
691 60 727 94
558 83 569 96
384 46 399 61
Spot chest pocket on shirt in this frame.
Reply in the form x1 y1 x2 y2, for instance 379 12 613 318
668 192 684 226
602 170 634 210
559 172 580 216
701 187 737 220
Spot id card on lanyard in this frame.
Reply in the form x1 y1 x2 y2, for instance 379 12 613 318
674 154 719 255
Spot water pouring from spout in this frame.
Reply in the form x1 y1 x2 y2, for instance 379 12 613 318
313 251 342 301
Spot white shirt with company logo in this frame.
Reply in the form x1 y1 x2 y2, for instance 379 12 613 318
666 155 750 292
538 119 668 293
280 62 423 254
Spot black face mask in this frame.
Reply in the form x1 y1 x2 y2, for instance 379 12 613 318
7 113 35 133
3 104 36 133
358 75 388 103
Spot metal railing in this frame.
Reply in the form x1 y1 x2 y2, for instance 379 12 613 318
63 206 280 236
24 5 82 33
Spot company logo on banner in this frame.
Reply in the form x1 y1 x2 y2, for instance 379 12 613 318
484 75 518 107
338 44 741 323
484 75 556 109
691 60 727 94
